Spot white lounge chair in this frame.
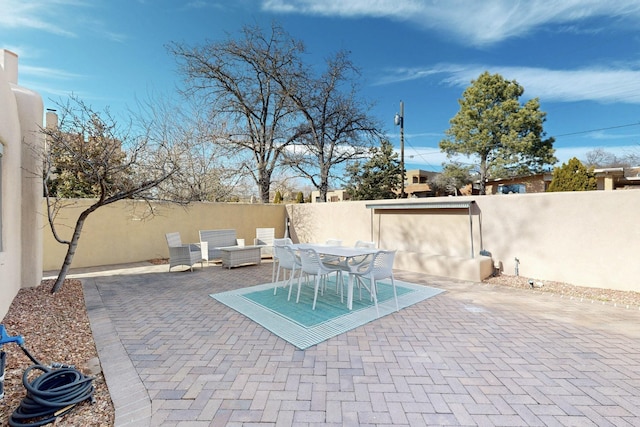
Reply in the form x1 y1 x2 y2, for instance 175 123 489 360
254 227 275 258
165 232 204 272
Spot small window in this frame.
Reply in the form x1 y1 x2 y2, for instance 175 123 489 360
498 184 525 194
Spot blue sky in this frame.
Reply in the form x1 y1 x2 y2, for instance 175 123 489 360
3 0 640 172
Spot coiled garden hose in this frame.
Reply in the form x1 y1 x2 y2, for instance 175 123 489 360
1 350 6 399
7 344 95 427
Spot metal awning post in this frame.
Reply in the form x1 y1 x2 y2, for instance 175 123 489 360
469 204 474 258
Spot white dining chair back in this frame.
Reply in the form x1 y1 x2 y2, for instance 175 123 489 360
369 250 396 281
350 250 398 316
273 244 301 300
354 240 375 248
297 248 343 310
325 239 342 246
342 240 376 272
274 238 293 246
271 238 293 281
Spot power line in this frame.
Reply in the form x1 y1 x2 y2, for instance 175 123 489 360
555 122 640 137
403 138 440 171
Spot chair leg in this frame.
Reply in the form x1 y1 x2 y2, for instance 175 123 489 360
272 259 279 283
274 266 281 295
312 275 321 310
370 276 380 317
296 273 304 303
287 268 298 301
337 271 344 303
391 276 399 311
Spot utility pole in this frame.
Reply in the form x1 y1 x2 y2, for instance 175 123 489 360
394 100 405 198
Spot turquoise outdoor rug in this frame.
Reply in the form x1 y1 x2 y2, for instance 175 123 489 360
211 277 444 349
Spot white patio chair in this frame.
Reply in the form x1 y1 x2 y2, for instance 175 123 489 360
271 238 293 282
297 248 344 310
323 240 375 278
349 250 398 316
320 238 344 267
165 232 204 272
273 244 301 301
322 240 376 300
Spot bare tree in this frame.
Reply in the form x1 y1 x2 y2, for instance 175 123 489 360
276 50 381 202
43 96 183 293
134 95 241 202
168 23 305 203
429 162 474 196
584 148 639 168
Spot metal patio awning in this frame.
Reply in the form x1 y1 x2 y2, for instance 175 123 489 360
365 200 478 257
365 201 474 210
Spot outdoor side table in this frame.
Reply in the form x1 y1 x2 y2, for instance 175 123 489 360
219 246 263 269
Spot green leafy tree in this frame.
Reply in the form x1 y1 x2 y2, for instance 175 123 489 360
547 157 597 192
440 71 557 195
273 190 283 204
295 191 305 203
345 139 402 200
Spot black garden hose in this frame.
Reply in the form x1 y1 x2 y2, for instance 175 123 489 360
8 346 94 427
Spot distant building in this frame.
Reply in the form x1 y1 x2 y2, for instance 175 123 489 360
594 167 640 190
484 173 553 194
311 189 351 203
404 169 438 198
313 169 444 202
482 167 640 194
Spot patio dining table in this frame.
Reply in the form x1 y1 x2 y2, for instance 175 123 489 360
292 243 380 310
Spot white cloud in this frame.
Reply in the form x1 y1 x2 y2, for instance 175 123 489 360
400 143 640 171
261 0 640 46
21 65 84 81
0 0 125 42
377 63 640 105
0 0 88 37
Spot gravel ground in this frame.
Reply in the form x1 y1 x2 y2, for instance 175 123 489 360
2 271 639 426
0 279 114 427
484 274 640 309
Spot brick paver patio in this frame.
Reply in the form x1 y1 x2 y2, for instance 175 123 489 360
75 262 640 426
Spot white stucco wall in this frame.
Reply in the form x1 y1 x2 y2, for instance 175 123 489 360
0 49 44 319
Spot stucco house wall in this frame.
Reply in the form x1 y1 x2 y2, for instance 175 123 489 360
0 50 44 319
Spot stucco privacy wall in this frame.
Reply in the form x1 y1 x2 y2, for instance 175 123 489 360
42 200 287 271
287 199 490 281
286 190 640 292
0 50 43 319
39 190 638 292
475 190 639 292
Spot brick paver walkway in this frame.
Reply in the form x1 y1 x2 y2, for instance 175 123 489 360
77 262 640 426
